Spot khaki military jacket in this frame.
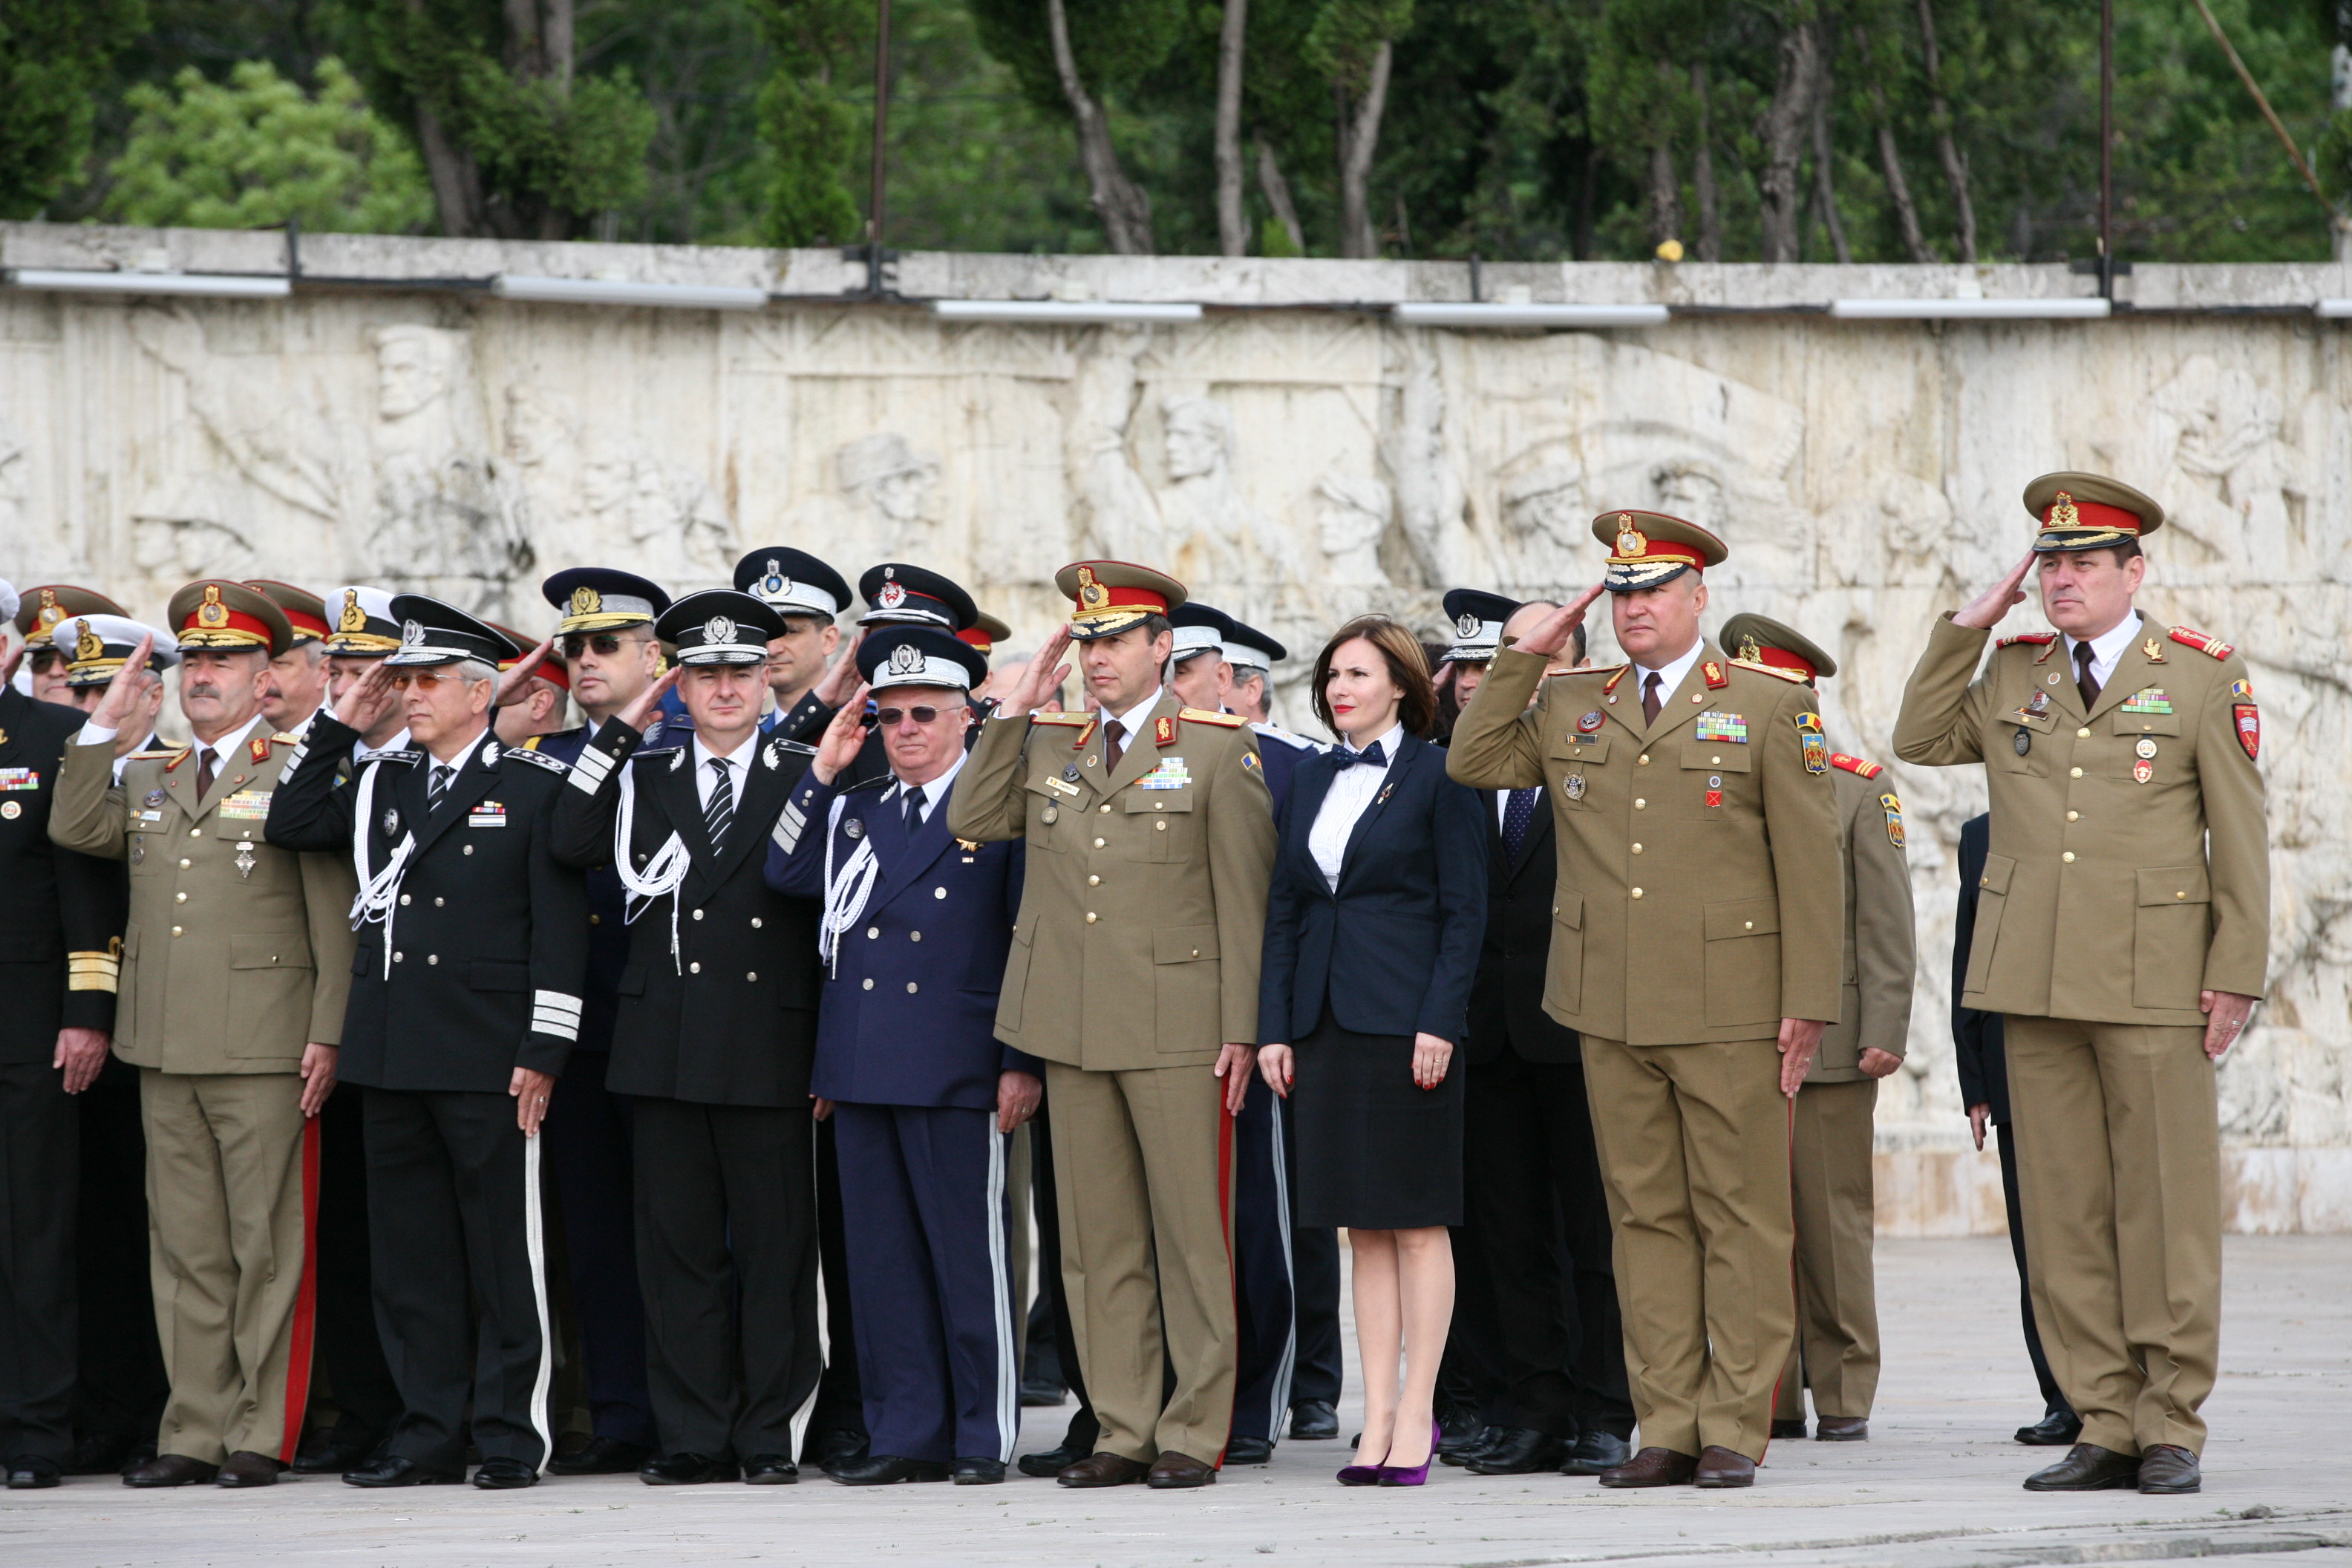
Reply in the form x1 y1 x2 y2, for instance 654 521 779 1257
1892 612 2267 1026
50 727 358 1073
1812 758 1915 1082
947 692 1276 1071
1446 644 1843 1045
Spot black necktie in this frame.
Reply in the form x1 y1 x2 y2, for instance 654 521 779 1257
428 763 452 812
903 785 926 828
1332 740 1386 771
195 745 216 800
1642 671 1663 725
2074 641 2102 710
705 757 734 846
1502 787 1538 858
1102 719 1126 773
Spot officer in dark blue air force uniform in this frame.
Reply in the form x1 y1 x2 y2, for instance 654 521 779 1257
767 626 1042 1486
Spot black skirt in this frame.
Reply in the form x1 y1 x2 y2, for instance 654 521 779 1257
1290 1014 1463 1230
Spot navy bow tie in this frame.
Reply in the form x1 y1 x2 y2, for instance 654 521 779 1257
1332 740 1386 771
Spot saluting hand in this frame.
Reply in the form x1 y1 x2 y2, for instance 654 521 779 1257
88 634 159 733
1503 584 1607 662
1952 550 2038 631
492 638 555 708
334 658 401 734
613 663 682 734
1006 627 1075 716
810 683 870 785
810 631 867 709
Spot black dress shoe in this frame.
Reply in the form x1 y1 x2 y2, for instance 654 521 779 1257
1289 1400 1339 1441
951 1457 1005 1485
6 1456 61 1489
547 1437 649 1477
1224 1436 1274 1465
1436 1403 1484 1449
806 1427 868 1471
1770 1419 1809 1440
471 1457 538 1489
344 1454 461 1487
65 1433 138 1476
120 1442 157 1476
2022 1443 2141 1492
2015 1408 2084 1446
1018 1444 1083 1478
291 1432 381 1474
215 1451 284 1488
1560 1431 1633 1476
1466 1428 1569 1475
122 1454 219 1488
2137 1444 2201 1494
829 1454 950 1486
742 1454 799 1484
1019 1377 1068 1408
640 1451 740 1486
1439 1424 1501 1466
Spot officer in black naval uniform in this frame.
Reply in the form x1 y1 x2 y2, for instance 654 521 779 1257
0 604 128 1490
736 547 855 745
1954 812 2080 1448
264 598 588 1489
551 590 826 1486
520 567 668 1474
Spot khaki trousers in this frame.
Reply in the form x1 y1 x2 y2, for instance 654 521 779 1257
1774 1078 1880 1422
1580 1036 1793 1461
140 1070 317 1466
2003 1016 2220 1457
1044 1060 1236 1466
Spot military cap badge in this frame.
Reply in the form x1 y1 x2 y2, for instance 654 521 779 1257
197 584 229 630
74 619 101 663
341 589 368 634
569 584 602 619
1075 564 1108 612
703 615 738 647
1615 516 1646 557
886 641 925 676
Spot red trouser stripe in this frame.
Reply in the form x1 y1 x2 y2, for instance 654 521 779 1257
1212 1100 1238 1468
278 1114 322 1464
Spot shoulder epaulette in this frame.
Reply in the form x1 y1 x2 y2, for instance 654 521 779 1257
126 748 183 762
633 744 686 762
503 745 568 774
158 745 195 771
1996 633 2057 647
1728 656 1809 685
522 734 543 751
1249 722 1320 753
1180 707 1247 728
2169 625 2235 660
1829 752 1884 780
841 774 893 796
268 731 301 746
364 748 424 766
1030 712 1093 726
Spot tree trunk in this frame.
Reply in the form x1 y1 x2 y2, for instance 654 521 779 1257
1647 140 1682 251
1756 15 1823 264
1046 0 1154 253
1336 39 1393 259
1915 0 1976 261
1811 84 1851 263
1690 60 1721 261
1869 82 1931 262
414 99 488 236
1215 0 1248 255
1570 137 1598 260
544 0 574 92
1255 134 1304 254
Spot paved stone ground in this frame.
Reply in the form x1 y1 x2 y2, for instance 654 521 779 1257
5 1237 2347 1568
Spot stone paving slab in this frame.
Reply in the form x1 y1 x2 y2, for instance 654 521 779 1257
4 1238 2345 1568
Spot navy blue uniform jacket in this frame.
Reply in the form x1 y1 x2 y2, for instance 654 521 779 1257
768 770 1041 1111
1256 731 1489 1046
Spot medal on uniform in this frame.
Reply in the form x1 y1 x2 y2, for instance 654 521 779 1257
0 800 17 820
2133 759 2154 785
2013 729 2031 755
2135 737 2157 760
1576 711 1603 734
145 788 167 808
1063 764 1081 783
845 818 865 839
1564 774 1586 801
130 837 145 865
1041 804 1059 824
1705 774 1723 810
2025 690 2049 716
235 840 257 878
382 807 399 835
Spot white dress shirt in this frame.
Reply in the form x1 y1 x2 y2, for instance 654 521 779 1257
1631 638 1706 716
2062 610 2145 693
693 734 751 816
887 749 966 826
1102 687 1165 758
1307 721 1404 892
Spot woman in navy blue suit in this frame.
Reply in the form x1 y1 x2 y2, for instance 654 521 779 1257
1257 615 1488 1484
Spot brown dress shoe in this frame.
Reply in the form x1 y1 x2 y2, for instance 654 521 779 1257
1769 1419 1807 1440
1814 1417 1868 1442
215 1451 284 1487
2022 1443 2141 1492
1055 1451 1152 1489
122 1454 220 1488
1597 1447 1698 1488
1693 1446 1756 1487
1145 1451 1217 1489
2137 1444 2201 1494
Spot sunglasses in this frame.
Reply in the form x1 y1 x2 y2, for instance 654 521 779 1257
561 633 641 660
388 670 457 690
862 705 952 728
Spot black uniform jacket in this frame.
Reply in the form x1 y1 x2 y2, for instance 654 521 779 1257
550 719 823 1108
1463 786 1581 1066
264 715 588 1092
4 687 123 1058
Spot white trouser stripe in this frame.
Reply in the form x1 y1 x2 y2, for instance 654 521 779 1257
523 1133 554 1472
785 1128 826 1462
1267 1103 1298 1432
986 1125 1016 1463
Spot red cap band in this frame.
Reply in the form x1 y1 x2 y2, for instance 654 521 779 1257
1752 644 1816 679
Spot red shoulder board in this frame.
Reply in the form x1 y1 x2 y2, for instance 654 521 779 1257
2169 625 2235 660
1154 715 1178 748
1701 659 1728 690
1996 633 2057 647
248 736 272 762
1829 752 1884 780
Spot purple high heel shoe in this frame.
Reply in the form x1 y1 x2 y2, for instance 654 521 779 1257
1338 1426 1391 1486
1376 1421 1440 1486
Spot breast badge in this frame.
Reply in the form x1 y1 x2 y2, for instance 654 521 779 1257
235 840 257 879
845 818 866 839
1564 774 1587 801
2135 737 2157 760
2134 760 2155 785
1576 710 1604 734
1705 774 1723 810
0 800 18 820
2013 729 2031 756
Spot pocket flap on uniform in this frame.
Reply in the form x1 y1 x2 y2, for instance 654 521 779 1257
1979 852 2016 896
1547 733 1609 765
468 959 531 992
229 931 313 970
1124 789 1195 813
1552 889 1584 931
1153 925 1218 964
2136 866 2210 906
1680 741 1753 773
2111 711 2183 737
1703 897 1779 940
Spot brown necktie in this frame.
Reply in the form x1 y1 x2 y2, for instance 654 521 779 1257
1642 672 1663 726
2074 641 2102 710
1102 719 1126 774
195 745 215 800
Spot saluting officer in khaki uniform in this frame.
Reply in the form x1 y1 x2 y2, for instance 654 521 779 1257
949 561 1275 1490
1718 615 1915 1446
49 581 356 1489
1893 474 2266 1497
1448 514 1843 1489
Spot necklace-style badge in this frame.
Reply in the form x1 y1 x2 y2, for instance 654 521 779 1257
1564 774 1587 801
235 840 257 879
2013 729 2032 756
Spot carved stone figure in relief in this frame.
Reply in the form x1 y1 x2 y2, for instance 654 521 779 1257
1158 395 1282 604
835 432 941 562
2151 353 2300 576
1314 469 1391 586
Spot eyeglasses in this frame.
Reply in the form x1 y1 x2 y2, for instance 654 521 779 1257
863 705 950 728
388 670 453 690
561 633 641 660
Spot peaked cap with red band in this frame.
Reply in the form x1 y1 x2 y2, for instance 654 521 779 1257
246 580 331 644
1054 560 1189 641
1590 509 1728 592
167 578 293 657
2022 471 2165 554
958 610 1012 658
1716 611 1838 684
13 584 128 646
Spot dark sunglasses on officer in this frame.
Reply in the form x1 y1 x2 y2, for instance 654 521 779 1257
561 630 647 661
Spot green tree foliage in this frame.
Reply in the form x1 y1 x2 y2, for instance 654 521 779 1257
0 0 148 219
102 57 433 232
748 0 865 246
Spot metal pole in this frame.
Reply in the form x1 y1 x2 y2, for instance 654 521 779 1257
869 0 892 297
2099 0 2114 299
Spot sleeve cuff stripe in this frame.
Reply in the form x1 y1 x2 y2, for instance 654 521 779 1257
533 990 582 1016
568 750 616 793
771 803 806 852
531 1014 580 1042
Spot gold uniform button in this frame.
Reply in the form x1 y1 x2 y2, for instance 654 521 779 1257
1085 912 1098 924
189 828 201 838
1633 798 1646 810
1100 804 1111 814
1630 887 1644 899
2069 767 2082 779
2062 852 2075 863
179 858 191 869
1088 875 1100 886
1637 754 1650 765
1630 843 1643 854
1094 837 1105 848
2077 727 2091 739
1711 755 1722 765
174 891 187 903
689 961 702 974
906 981 918 994
2066 811 2079 822
1156 820 1167 831
1690 693 1702 703
590 914 601 925
171 925 183 937
1745 921 1754 930
2175 890 2187 899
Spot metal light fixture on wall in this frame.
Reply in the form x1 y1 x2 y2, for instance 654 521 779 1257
1391 302 1670 329
929 300 1203 324
7 269 293 299
489 275 769 310
1828 298 2113 321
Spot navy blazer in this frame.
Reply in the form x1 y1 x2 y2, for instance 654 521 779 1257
768 768 1042 1111
1953 813 2010 1124
1256 731 1488 1045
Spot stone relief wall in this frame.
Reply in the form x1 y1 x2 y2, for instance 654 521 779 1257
4 249 2347 1231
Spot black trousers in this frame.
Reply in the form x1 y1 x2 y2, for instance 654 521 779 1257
801 1112 868 1459
1463 1050 1635 1440
1281 1092 1345 1409
72 1059 166 1444
365 1088 552 1472
633 1098 821 1460
1 1059 76 1461
542 1059 653 1446
308 1084 399 1443
1997 1121 2071 1415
